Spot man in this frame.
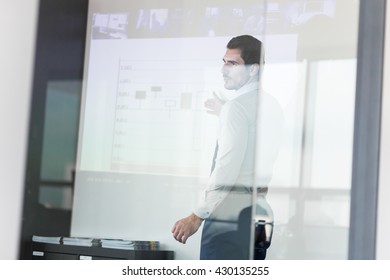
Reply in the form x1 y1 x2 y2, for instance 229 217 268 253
172 35 283 259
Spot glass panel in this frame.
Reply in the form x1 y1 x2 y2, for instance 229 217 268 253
41 80 81 181
72 0 271 260
257 0 359 259
39 185 73 210
40 80 81 210
71 0 359 260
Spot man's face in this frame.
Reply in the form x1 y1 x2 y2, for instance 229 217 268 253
221 48 251 90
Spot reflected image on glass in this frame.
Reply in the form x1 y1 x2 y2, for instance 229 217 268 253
72 0 358 260
171 35 284 260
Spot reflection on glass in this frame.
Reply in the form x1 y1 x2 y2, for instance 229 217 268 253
172 35 283 259
260 0 359 259
41 81 81 181
39 185 73 210
74 1 274 260
40 80 81 210
71 0 359 260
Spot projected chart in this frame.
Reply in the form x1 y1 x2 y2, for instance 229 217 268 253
110 58 217 175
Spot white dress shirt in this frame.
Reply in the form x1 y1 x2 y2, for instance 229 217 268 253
195 83 259 219
194 82 284 220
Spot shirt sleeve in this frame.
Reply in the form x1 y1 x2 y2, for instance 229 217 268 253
194 101 249 219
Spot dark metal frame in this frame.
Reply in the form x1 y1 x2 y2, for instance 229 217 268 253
19 0 88 259
349 0 386 259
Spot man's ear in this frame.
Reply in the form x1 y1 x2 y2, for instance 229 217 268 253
249 64 260 76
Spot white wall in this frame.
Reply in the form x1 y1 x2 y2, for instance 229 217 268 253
0 0 38 259
376 0 390 260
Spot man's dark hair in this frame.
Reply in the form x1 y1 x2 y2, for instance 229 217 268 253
226 35 264 65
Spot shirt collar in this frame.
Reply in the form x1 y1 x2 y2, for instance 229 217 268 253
226 82 259 101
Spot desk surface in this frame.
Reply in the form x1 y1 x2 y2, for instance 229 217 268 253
32 242 174 260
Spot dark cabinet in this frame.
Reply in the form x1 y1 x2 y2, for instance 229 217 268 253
32 242 174 260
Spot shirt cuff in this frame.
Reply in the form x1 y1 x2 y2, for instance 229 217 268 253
193 205 211 220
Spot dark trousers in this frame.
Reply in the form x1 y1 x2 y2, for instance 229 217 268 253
200 206 267 260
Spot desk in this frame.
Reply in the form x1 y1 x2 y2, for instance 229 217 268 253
32 242 174 260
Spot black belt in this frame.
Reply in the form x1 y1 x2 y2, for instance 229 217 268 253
231 186 268 194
